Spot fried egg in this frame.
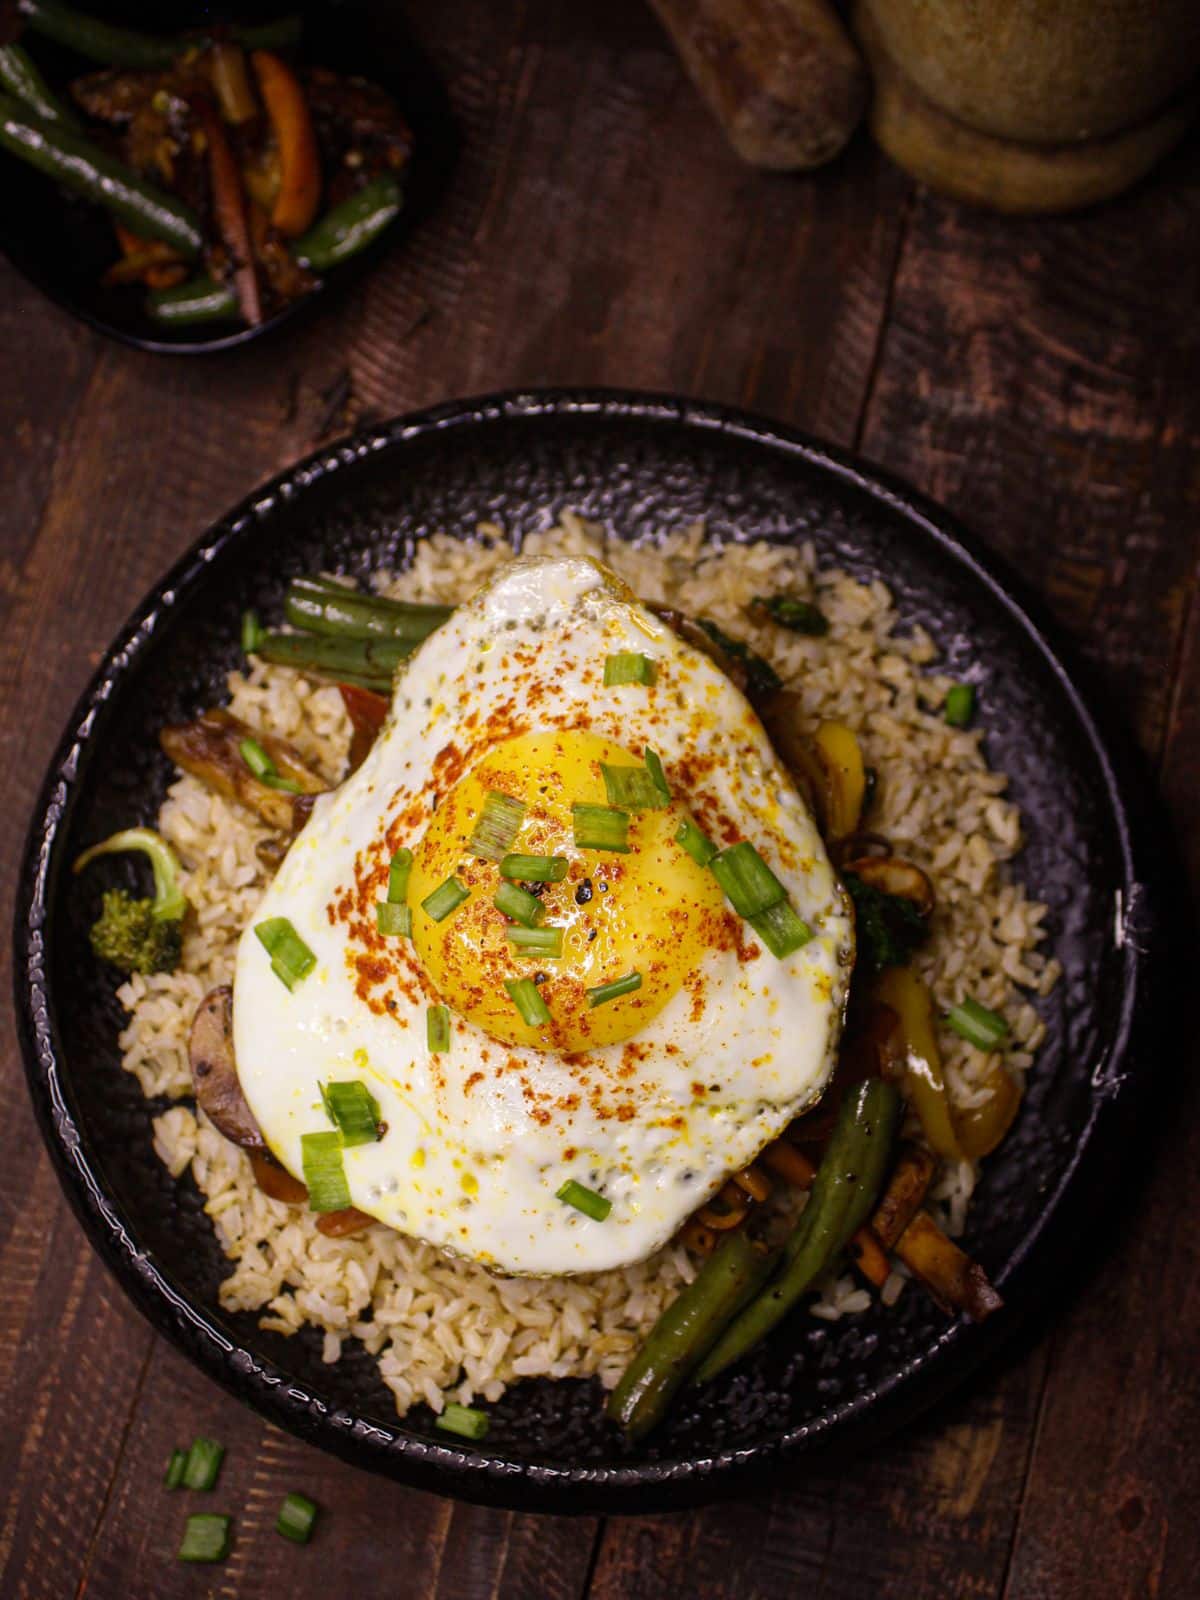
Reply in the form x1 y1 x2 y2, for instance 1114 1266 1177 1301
233 554 852 1275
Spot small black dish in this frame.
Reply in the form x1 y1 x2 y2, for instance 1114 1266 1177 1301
0 2 457 354
13 390 1171 1512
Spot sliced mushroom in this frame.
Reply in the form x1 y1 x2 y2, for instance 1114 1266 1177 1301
841 855 936 916
650 605 751 696
160 708 325 833
189 985 265 1151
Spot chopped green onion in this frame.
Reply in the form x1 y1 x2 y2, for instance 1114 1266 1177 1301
321 1080 381 1146
241 609 263 653
387 847 413 902
556 1178 612 1221
376 900 412 937
749 899 813 958
182 1437 225 1492
675 815 717 867
587 970 642 1007
164 1448 186 1489
301 1130 352 1212
946 997 1009 1051
751 594 829 635
945 683 976 728
493 881 545 928
709 841 787 917
505 977 551 1027
436 1403 490 1441
178 1513 231 1564
604 652 656 686
469 790 526 862
600 762 666 810
239 736 274 779
276 1491 319 1544
421 876 469 922
499 853 568 882
427 1004 450 1053
506 925 564 958
254 917 317 990
261 772 304 794
643 748 671 804
572 802 631 852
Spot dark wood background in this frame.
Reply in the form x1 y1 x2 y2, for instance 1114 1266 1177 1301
3 2 1198 1595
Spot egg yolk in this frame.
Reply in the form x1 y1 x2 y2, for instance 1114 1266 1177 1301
407 729 730 1051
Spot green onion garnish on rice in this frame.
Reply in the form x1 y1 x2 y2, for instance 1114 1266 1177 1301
276 1492 319 1544
469 791 526 862
572 803 630 853
164 1448 186 1489
587 970 642 1008
387 847 413 902
709 841 787 918
178 1513 231 1564
499 853 568 882
505 977 551 1027
436 1402 490 1441
376 900 412 937
421 876 469 922
254 917 316 990
749 900 812 958
321 1080 381 1146
604 652 656 686
945 997 1009 1051
241 609 263 653
182 1437 225 1492
493 881 544 928
506 925 564 958
675 816 716 867
239 736 273 778
556 1179 612 1221
301 1130 352 1212
427 1004 450 1053
945 683 976 728
599 762 666 811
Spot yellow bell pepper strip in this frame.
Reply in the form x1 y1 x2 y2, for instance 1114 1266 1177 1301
956 1060 1023 1160
874 965 965 1162
812 719 866 838
251 50 320 237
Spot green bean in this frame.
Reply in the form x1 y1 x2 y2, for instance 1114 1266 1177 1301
18 0 302 69
254 630 412 685
291 175 403 272
693 1079 901 1384
285 577 453 642
0 43 81 127
147 275 238 326
0 93 202 254
606 1230 771 1440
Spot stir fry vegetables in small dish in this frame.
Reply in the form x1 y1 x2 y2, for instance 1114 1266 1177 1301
0 2 444 347
76 527 1056 1445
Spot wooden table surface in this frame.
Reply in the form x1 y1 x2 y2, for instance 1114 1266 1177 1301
3 3 1199 1596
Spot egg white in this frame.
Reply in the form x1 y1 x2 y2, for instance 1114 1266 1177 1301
233 554 852 1275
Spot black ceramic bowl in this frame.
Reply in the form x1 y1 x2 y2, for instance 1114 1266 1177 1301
0 2 456 353
14 390 1168 1512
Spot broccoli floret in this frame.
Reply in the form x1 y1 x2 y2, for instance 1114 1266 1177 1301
844 871 929 975
74 827 187 976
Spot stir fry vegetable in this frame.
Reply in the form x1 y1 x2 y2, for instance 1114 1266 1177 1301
607 1231 772 1440
694 1079 901 1385
874 965 965 1162
2 7 414 328
74 826 187 974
